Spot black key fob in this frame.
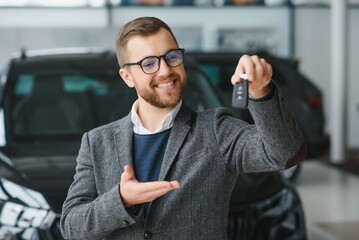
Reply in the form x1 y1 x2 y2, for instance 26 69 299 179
232 73 248 109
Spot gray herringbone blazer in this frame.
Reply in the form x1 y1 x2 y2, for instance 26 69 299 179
61 90 306 240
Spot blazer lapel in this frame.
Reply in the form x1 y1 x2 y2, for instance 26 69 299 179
114 115 134 173
158 103 193 181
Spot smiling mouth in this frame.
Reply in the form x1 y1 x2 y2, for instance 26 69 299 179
156 81 175 88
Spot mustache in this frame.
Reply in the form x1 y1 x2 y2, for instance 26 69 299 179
152 72 178 83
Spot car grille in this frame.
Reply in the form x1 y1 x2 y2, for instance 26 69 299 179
227 187 306 240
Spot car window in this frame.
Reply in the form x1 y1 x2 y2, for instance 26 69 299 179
3 62 222 145
6 71 136 140
184 66 223 111
190 55 287 91
200 63 237 90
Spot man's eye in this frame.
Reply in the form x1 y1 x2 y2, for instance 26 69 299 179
142 58 156 69
166 54 178 62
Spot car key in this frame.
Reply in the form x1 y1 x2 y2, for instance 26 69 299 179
232 73 248 109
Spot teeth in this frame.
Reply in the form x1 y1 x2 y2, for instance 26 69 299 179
157 81 174 88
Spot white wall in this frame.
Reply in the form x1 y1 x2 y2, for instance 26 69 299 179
348 8 359 148
294 7 359 148
111 6 292 55
0 6 292 68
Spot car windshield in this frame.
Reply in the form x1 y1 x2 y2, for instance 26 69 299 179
3 59 222 155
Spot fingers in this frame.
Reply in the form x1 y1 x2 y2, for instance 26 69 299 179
263 59 273 81
231 55 272 85
231 54 273 99
137 181 181 203
121 165 136 182
124 165 134 176
142 180 180 193
120 165 180 207
169 180 181 189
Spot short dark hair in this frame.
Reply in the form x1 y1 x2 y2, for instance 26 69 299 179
115 17 178 67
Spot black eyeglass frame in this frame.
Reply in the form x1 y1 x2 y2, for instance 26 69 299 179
122 48 185 75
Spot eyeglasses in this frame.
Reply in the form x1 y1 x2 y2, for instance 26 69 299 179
122 48 185 75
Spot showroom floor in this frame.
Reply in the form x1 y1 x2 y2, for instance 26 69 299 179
295 150 359 240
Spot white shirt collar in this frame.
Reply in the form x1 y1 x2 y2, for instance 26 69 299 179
130 100 182 134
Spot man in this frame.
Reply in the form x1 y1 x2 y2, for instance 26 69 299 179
60 16 306 239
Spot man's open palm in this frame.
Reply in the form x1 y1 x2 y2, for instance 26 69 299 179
120 165 180 207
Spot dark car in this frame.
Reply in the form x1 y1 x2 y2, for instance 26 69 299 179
0 48 306 239
0 152 62 239
187 51 329 160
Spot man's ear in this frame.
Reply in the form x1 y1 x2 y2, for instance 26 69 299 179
119 68 135 88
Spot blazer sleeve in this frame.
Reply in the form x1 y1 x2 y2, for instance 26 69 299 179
60 133 137 239
214 86 307 174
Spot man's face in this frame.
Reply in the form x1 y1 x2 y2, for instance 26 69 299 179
120 28 187 109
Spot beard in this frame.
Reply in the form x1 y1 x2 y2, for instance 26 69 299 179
138 75 187 109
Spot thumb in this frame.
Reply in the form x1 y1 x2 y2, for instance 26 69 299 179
121 165 135 181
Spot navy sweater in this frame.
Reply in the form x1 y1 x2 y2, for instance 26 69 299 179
133 128 171 183
132 129 171 214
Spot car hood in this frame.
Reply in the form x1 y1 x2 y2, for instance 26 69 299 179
11 155 77 212
0 177 57 239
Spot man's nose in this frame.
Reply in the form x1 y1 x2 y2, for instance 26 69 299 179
157 57 171 75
